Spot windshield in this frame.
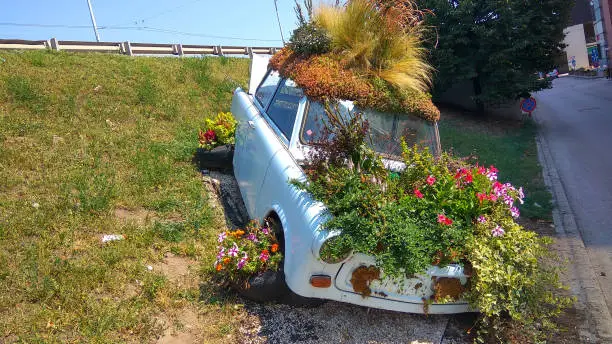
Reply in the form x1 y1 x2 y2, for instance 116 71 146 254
301 101 440 158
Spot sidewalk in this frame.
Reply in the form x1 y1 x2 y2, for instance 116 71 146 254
535 112 612 343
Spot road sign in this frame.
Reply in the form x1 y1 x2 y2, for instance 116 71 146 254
520 97 537 117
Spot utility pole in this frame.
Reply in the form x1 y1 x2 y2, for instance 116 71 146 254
86 0 101 42
273 0 285 44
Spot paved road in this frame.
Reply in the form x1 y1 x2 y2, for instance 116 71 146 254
536 77 612 315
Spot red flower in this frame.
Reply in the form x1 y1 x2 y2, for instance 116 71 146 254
203 129 216 143
476 192 487 203
437 214 453 226
477 166 486 175
465 174 473 183
414 188 424 199
488 194 498 202
489 165 498 173
426 175 436 186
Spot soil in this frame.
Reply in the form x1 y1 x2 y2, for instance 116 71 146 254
114 207 154 226
151 252 200 343
153 252 198 288
350 265 381 297
155 306 200 344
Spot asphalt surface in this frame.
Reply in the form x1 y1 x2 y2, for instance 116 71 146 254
535 77 612 318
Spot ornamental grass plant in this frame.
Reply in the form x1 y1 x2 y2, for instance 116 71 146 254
271 0 440 121
315 0 432 93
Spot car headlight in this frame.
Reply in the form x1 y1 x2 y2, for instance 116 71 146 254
319 235 352 264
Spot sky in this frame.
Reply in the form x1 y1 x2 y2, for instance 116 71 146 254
0 0 305 47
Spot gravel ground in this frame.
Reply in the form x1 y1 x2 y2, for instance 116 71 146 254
203 170 470 344
237 301 450 344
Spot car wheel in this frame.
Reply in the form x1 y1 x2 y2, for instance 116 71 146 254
236 216 325 307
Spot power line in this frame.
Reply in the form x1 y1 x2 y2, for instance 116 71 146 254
105 0 204 28
0 22 91 29
101 26 283 42
0 22 283 43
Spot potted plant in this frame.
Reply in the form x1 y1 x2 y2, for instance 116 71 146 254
213 220 286 301
196 111 237 170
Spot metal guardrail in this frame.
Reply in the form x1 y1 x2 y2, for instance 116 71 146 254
0 38 282 57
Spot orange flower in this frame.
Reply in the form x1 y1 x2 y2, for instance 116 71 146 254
223 257 230 264
271 244 279 253
236 230 245 236
215 264 223 271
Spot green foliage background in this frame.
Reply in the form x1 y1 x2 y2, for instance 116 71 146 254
415 0 573 105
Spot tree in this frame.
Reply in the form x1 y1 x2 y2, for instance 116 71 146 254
414 0 572 108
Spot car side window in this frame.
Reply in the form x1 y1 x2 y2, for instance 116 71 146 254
255 70 281 108
266 79 304 140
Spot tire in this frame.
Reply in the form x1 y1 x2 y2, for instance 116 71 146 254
236 215 325 307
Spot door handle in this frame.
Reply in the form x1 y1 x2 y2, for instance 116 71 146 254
248 120 255 129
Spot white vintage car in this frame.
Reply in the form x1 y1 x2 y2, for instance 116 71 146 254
230 56 470 314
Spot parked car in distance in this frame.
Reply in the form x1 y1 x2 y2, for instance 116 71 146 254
230 55 470 314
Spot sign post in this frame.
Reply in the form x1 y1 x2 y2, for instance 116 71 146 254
520 97 537 117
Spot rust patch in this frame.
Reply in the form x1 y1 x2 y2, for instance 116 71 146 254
374 291 388 297
433 277 465 302
414 282 423 290
350 265 380 298
421 297 429 315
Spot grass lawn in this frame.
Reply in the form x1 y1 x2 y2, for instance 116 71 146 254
0 50 250 342
438 109 552 220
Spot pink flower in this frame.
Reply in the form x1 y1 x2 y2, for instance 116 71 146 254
492 181 504 196
414 188 424 199
491 225 505 237
261 226 270 235
477 215 487 224
504 195 514 207
259 249 270 262
477 166 486 175
426 175 436 186
247 233 259 242
510 206 520 218
216 247 225 260
486 167 498 181
488 194 498 202
237 257 247 269
217 232 227 243
227 243 239 257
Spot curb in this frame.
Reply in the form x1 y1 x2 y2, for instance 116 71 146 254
567 75 606 79
534 116 612 343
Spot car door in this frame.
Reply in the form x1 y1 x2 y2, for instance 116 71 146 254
232 70 283 218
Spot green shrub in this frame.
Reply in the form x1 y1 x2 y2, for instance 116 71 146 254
198 112 237 150
294 106 573 342
288 22 332 56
